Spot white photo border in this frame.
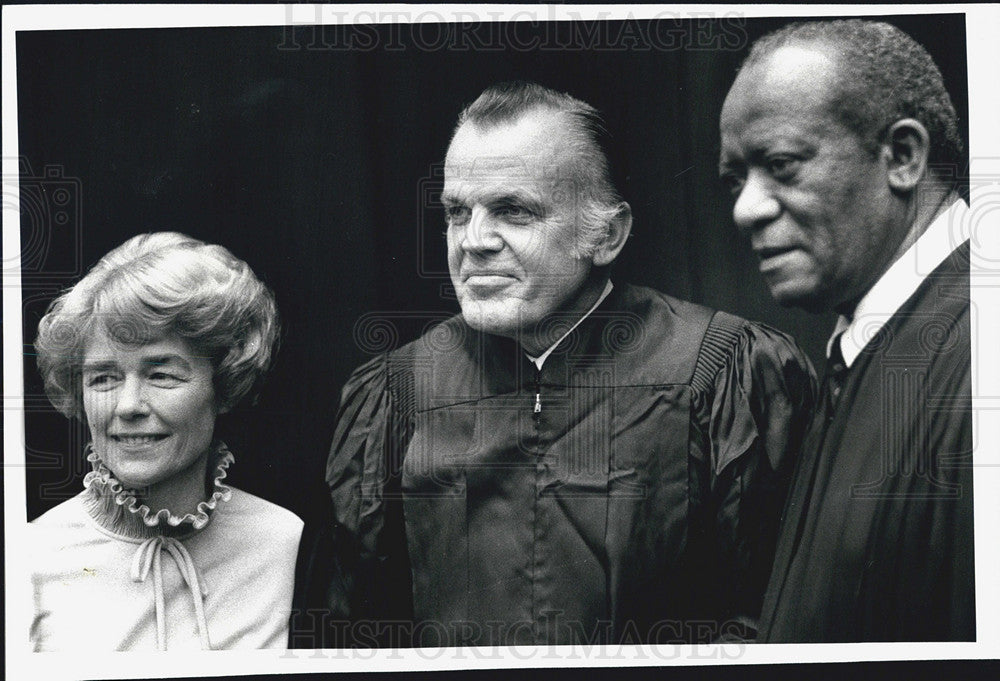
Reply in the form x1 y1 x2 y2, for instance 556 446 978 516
4 4 998 679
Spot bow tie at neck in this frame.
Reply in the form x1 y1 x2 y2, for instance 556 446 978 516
78 442 237 650
131 536 212 650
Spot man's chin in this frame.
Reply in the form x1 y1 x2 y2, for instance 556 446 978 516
459 302 524 339
767 281 831 313
461 310 517 336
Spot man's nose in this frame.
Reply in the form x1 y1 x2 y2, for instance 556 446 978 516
461 206 504 253
732 173 781 235
114 376 151 418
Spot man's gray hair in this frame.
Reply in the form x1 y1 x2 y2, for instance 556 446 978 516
743 19 963 173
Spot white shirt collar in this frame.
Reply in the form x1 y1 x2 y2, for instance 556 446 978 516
527 280 614 370
829 199 968 366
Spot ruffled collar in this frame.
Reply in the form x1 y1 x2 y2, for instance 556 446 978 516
81 441 234 540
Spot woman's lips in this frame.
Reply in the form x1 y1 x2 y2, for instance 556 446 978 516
111 434 168 445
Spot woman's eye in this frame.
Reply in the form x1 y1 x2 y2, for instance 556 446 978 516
84 373 118 390
149 371 182 384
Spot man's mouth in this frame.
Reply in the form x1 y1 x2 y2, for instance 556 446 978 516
462 270 516 282
755 246 803 270
461 272 519 294
755 245 799 259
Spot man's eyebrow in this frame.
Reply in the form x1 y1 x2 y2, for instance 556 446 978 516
718 158 742 175
490 193 546 214
441 189 540 208
489 190 536 203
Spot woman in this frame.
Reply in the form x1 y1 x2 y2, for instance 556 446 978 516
29 232 303 651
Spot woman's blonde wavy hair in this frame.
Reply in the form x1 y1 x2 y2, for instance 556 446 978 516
35 232 279 419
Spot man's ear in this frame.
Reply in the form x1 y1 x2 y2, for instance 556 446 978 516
884 118 931 193
592 202 633 267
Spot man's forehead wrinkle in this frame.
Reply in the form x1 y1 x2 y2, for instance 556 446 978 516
449 110 570 162
446 154 535 179
442 109 584 213
446 155 576 183
445 161 578 208
730 117 815 148
723 53 846 157
442 177 544 208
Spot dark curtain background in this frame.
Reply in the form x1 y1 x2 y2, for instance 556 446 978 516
17 15 969 522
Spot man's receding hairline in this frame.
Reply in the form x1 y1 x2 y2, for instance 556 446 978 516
453 104 573 142
736 19 963 169
449 106 585 166
738 39 877 147
743 38 847 95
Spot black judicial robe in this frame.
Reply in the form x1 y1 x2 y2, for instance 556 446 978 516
326 284 816 646
760 242 974 642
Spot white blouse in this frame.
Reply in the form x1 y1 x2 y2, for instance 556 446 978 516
30 444 303 651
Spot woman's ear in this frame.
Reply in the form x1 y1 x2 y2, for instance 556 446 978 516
592 202 633 267
214 381 232 415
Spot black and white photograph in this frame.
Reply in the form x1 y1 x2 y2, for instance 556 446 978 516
3 3 998 678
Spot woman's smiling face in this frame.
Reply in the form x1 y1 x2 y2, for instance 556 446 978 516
81 331 218 491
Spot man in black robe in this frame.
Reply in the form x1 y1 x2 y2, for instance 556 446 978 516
324 81 816 646
719 20 974 641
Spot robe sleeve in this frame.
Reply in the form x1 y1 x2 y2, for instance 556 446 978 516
699 321 817 640
324 354 415 646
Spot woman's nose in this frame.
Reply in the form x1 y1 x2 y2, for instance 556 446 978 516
113 376 151 418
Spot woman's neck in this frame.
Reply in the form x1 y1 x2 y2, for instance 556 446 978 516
141 450 211 518
82 443 233 540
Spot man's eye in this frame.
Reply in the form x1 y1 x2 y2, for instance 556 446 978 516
445 205 471 226
720 172 745 196
494 205 532 222
766 156 800 180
